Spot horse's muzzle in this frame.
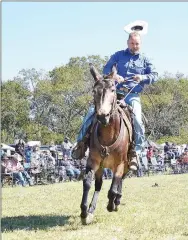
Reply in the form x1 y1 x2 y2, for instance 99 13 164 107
97 114 110 125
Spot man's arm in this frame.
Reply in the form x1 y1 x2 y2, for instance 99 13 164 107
103 53 125 83
103 53 118 76
141 57 158 84
133 57 158 84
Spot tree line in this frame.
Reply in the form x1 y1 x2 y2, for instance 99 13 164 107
1 55 188 145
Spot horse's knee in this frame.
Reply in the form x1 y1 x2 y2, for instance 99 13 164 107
83 168 93 191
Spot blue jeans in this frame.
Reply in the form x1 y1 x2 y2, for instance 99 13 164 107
77 93 145 154
13 172 26 186
13 171 33 186
124 93 145 153
77 105 95 142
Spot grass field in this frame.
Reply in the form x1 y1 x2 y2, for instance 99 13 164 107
2 174 188 240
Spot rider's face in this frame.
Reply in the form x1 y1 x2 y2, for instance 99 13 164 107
127 36 141 54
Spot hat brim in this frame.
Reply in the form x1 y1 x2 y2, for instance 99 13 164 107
124 20 148 35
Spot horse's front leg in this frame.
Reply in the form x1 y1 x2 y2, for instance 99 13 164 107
80 166 93 223
114 165 128 211
87 168 103 221
114 178 123 211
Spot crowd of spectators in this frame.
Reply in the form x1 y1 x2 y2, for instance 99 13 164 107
137 142 188 177
1 138 187 186
1 137 83 186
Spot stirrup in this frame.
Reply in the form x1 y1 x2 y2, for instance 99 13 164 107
129 157 138 171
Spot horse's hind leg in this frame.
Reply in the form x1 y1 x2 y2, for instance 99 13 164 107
80 166 93 223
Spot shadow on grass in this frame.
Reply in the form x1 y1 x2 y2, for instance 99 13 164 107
1 214 70 232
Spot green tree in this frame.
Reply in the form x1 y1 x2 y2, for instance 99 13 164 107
1 80 31 142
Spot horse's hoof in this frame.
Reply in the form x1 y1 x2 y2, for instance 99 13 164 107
81 213 94 225
107 202 115 212
81 217 87 225
114 205 119 212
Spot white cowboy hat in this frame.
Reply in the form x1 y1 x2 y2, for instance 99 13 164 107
124 20 148 35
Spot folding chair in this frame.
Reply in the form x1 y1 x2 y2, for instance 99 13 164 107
1 172 14 187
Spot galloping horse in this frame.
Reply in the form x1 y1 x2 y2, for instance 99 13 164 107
80 64 133 224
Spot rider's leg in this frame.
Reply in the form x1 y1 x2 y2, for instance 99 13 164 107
125 93 145 170
72 105 95 159
77 105 95 142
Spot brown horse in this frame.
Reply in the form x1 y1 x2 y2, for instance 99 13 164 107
80 64 133 224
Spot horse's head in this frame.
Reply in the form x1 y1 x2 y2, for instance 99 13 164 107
90 64 117 125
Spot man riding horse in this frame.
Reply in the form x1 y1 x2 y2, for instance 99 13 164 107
72 20 158 171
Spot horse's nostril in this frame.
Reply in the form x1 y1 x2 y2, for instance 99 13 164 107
97 114 105 122
97 115 103 121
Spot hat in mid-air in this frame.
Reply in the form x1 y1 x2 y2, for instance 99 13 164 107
124 20 148 35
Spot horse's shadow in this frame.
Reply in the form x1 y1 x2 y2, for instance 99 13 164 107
1 215 70 232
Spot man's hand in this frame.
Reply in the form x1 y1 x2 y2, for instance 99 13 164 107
114 74 124 83
132 75 143 82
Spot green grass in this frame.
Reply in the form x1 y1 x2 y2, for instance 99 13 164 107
2 174 188 240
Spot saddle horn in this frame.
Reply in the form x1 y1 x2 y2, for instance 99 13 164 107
89 63 102 81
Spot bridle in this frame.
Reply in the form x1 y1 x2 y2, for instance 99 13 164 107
93 78 118 122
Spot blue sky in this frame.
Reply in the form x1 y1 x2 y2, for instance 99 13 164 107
2 2 188 81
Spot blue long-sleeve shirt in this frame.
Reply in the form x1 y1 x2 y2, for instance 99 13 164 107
103 48 158 93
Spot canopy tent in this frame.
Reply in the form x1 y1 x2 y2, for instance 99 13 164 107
27 141 41 147
1 143 15 151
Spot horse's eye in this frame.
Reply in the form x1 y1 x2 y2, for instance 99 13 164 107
111 89 115 92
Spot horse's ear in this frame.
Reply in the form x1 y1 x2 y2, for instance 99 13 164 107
111 64 117 75
105 64 118 79
89 63 102 81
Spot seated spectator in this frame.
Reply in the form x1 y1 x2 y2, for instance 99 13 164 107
62 159 81 180
164 142 170 153
41 151 56 170
172 145 179 159
1 154 33 186
167 149 175 160
156 150 164 165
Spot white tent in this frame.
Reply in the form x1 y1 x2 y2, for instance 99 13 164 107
1 143 15 151
27 141 41 147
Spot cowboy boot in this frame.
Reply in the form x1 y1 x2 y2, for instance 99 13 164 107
71 133 90 160
71 141 88 160
128 143 138 171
